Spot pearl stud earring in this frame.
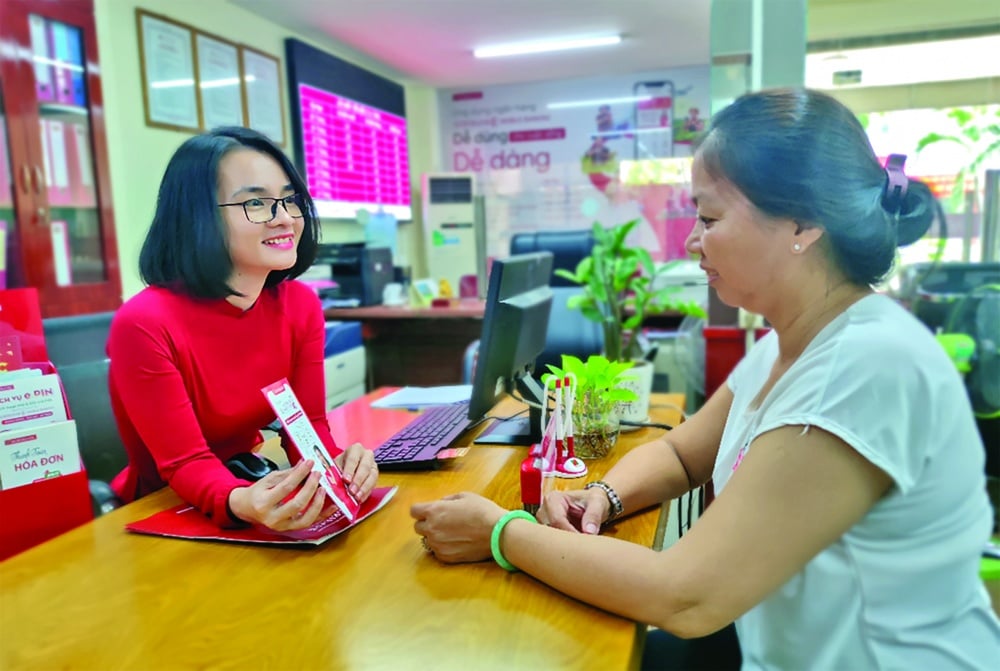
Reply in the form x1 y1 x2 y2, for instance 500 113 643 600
793 243 802 252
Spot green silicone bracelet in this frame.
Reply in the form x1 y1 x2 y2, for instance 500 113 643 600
490 509 538 572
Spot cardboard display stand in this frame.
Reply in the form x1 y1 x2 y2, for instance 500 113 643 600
0 288 92 561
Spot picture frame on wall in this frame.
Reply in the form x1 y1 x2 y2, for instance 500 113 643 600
239 46 285 146
136 10 200 131
194 33 243 129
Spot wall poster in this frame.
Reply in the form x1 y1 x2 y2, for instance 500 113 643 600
438 67 710 263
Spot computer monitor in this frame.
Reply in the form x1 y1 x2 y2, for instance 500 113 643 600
468 252 554 446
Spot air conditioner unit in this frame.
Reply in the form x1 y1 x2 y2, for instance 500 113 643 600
421 173 482 296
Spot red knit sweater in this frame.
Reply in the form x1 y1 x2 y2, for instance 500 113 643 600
107 280 339 526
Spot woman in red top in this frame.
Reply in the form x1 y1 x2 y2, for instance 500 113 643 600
108 127 379 531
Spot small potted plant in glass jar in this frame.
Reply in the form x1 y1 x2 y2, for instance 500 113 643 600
542 354 637 459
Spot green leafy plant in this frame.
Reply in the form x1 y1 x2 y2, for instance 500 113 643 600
916 106 1000 213
542 354 637 457
555 220 707 362
542 354 638 407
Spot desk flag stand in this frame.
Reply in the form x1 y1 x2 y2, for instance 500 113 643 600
521 376 588 514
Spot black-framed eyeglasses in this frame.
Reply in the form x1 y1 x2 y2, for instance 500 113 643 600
218 193 306 224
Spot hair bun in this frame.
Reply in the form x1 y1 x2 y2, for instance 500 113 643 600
895 179 935 246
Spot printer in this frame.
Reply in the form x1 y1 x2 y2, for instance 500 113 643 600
314 243 393 306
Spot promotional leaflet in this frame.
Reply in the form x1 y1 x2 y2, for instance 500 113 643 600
261 378 360 520
0 419 80 490
0 372 68 432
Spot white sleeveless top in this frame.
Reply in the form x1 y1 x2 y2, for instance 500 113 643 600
713 294 1000 669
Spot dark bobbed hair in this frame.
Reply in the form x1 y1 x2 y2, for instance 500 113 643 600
696 88 934 286
139 126 320 298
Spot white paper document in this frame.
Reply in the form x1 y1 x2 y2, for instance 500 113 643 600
370 385 472 409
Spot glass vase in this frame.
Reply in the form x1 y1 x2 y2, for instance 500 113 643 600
572 402 621 459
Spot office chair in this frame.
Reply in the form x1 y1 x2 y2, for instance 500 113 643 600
43 312 126 516
461 288 603 384
54 358 127 516
535 287 603 373
507 230 603 373
509 228 596 287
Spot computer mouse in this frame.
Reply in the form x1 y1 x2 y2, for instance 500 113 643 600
225 452 279 482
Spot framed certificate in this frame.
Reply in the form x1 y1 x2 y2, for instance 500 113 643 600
240 46 285 146
195 33 243 129
136 10 200 131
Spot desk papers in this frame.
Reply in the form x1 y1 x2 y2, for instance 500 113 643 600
370 385 472 409
126 485 396 546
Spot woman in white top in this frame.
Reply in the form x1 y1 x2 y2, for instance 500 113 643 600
411 88 1000 669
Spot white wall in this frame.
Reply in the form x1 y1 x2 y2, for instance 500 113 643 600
94 0 436 299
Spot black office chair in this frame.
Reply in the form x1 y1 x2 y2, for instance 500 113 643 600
461 234 604 383
461 288 602 384
509 228 596 287
57 359 127 514
535 286 603 374
510 230 603 372
43 312 125 516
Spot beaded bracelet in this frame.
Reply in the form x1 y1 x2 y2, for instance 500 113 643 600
490 510 538 572
584 480 624 522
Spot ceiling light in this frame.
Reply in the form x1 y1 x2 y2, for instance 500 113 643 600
474 35 621 59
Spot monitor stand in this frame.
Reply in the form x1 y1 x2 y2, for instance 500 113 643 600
473 373 544 446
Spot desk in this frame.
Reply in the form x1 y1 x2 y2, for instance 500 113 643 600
325 301 485 388
0 390 684 671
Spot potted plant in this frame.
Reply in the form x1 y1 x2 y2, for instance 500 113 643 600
556 219 707 361
914 106 999 263
554 219 707 421
542 354 637 459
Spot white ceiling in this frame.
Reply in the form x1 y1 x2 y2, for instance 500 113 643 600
229 0 709 88
227 0 1000 89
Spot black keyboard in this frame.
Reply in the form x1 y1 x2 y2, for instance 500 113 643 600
374 401 473 470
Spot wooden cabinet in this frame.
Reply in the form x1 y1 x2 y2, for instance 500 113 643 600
0 0 121 317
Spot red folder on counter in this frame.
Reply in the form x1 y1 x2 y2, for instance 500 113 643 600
126 485 397 546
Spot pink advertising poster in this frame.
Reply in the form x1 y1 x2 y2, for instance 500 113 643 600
438 67 709 263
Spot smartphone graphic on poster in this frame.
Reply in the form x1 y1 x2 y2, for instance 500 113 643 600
633 80 674 159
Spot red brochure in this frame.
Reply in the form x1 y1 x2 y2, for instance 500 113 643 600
125 485 397 546
261 378 360 520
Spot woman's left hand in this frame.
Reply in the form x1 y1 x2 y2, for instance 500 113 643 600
334 442 378 501
410 492 507 563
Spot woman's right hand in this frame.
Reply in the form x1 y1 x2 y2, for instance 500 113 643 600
537 486 610 535
227 460 331 531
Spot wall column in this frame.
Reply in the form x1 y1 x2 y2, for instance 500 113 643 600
706 0 807 325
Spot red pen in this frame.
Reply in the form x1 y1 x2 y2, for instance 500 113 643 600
554 378 564 468
564 375 576 460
